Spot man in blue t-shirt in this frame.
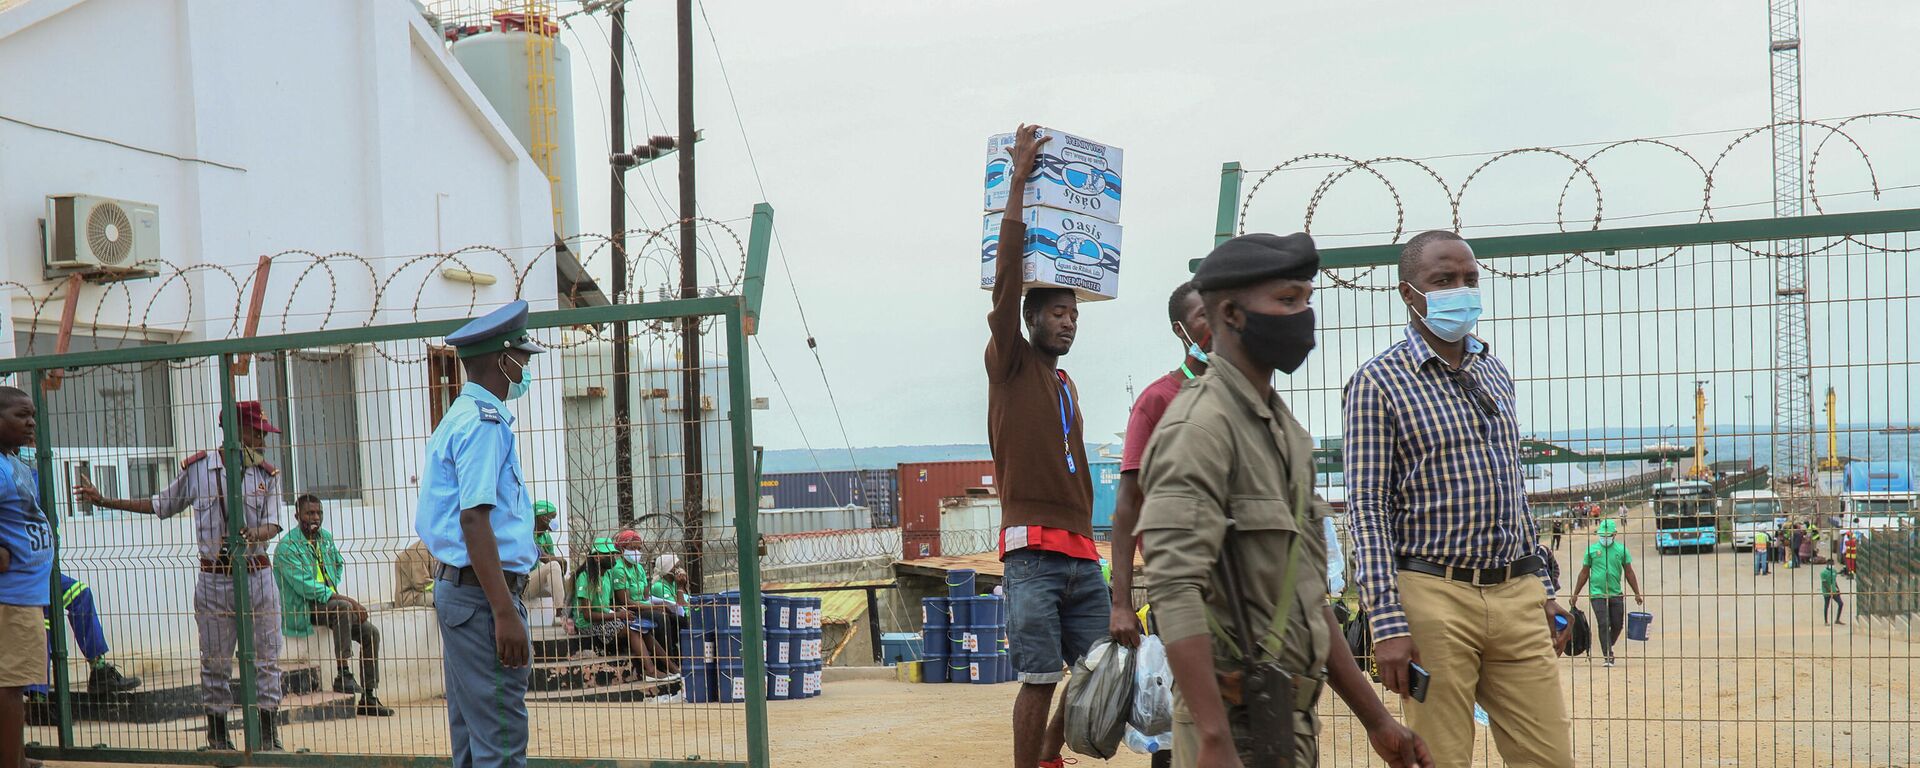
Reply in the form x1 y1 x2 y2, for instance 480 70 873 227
0 386 53 768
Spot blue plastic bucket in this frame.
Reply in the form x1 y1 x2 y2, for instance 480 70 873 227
947 569 976 599
691 591 744 632
766 628 796 664
764 596 793 629
680 628 715 664
949 596 975 627
923 652 950 683
957 624 993 655
922 628 944 659
947 656 971 684
971 595 1004 627
683 659 719 702
717 662 749 703
1627 611 1653 641
718 629 744 661
803 628 823 661
921 597 951 631
806 660 824 698
800 597 823 629
768 662 797 701
998 652 1013 683
967 652 1000 684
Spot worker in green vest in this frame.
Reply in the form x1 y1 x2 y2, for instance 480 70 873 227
1570 519 1645 668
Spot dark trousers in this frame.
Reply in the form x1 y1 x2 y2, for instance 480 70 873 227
1591 596 1626 658
435 577 529 768
1824 595 1845 624
313 598 381 691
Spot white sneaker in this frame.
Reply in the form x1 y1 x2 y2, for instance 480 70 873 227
1603 659 1616 667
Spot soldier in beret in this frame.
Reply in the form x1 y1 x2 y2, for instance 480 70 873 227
1140 233 1429 768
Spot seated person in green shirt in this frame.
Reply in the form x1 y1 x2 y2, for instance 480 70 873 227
646 553 692 672
610 530 678 678
528 501 567 626
272 495 393 716
573 538 669 681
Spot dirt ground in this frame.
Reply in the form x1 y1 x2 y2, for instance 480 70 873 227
37 505 1920 767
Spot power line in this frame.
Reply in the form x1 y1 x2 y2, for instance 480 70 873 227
0 113 247 172
695 0 862 470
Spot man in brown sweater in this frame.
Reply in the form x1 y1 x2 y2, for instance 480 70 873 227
986 124 1103 768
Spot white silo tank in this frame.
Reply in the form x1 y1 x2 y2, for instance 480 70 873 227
451 27 581 243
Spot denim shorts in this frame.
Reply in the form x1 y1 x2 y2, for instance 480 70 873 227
1004 549 1108 684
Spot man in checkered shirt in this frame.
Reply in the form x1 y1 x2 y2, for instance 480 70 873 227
1342 230 1575 768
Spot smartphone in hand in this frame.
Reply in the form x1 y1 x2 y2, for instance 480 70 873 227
1408 661 1432 703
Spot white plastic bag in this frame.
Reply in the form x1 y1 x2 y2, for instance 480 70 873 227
1129 635 1173 735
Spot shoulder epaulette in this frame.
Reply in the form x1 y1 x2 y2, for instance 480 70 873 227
477 404 503 424
180 451 209 470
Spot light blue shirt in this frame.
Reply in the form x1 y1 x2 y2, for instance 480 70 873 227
0 453 52 606
416 382 537 574
1324 516 1346 595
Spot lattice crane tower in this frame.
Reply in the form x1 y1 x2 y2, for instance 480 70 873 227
1768 0 1815 490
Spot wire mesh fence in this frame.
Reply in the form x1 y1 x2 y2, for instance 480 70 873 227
9 298 765 767
1256 211 1920 767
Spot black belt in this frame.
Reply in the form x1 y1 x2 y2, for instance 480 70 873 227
1396 554 1543 587
436 564 529 596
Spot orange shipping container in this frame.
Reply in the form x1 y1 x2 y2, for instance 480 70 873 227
897 460 997 560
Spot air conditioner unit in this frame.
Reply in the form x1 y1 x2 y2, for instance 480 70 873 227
44 194 159 270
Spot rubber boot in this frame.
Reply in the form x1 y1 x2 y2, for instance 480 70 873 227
358 690 395 717
206 714 235 751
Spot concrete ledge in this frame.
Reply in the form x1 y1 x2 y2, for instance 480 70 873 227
823 666 897 682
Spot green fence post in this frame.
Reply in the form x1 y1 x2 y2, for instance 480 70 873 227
743 203 773 336
726 304 769 767
1214 161 1243 248
29 371 74 749
218 357 261 752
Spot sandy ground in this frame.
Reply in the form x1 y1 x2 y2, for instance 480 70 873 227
36 505 1920 767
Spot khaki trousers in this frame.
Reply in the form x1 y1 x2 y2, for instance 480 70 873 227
1399 570 1573 768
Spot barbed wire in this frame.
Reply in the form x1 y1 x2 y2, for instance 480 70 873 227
1238 111 1920 291
10 219 747 371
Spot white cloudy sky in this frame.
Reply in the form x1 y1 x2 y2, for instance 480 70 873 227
552 1 1920 454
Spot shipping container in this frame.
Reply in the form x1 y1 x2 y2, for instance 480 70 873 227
940 497 1002 558
898 460 997 560
859 469 899 527
1090 459 1121 531
757 506 873 536
759 470 864 510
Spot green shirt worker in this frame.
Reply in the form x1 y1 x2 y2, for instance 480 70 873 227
1569 519 1645 667
1820 565 1845 626
272 495 393 716
1141 233 1430 768
525 500 567 626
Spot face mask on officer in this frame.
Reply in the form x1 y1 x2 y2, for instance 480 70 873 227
1226 299 1316 375
500 353 532 401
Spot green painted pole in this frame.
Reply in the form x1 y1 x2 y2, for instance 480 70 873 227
1213 161 1243 248
743 203 773 336
29 371 74 748
217 357 261 752
725 304 769 767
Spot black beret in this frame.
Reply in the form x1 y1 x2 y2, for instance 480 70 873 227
1193 232 1320 291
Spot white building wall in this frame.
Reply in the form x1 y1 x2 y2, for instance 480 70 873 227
0 0 568 662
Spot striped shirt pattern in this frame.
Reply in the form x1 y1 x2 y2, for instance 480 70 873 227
1343 325 1550 641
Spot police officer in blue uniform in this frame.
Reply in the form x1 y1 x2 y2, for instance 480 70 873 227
417 300 544 768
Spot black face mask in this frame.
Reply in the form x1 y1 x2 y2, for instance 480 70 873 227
1233 306 1316 374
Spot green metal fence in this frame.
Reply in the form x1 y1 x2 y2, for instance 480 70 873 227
6 296 768 768
1199 162 1919 767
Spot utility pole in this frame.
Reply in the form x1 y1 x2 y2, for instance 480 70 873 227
610 2 636 527
676 0 706 592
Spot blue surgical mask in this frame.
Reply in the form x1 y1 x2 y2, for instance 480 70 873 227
1174 321 1209 364
501 355 532 401
1407 284 1483 342
1599 536 1615 547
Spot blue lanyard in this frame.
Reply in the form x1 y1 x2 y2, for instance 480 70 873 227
1056 371 1077 474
